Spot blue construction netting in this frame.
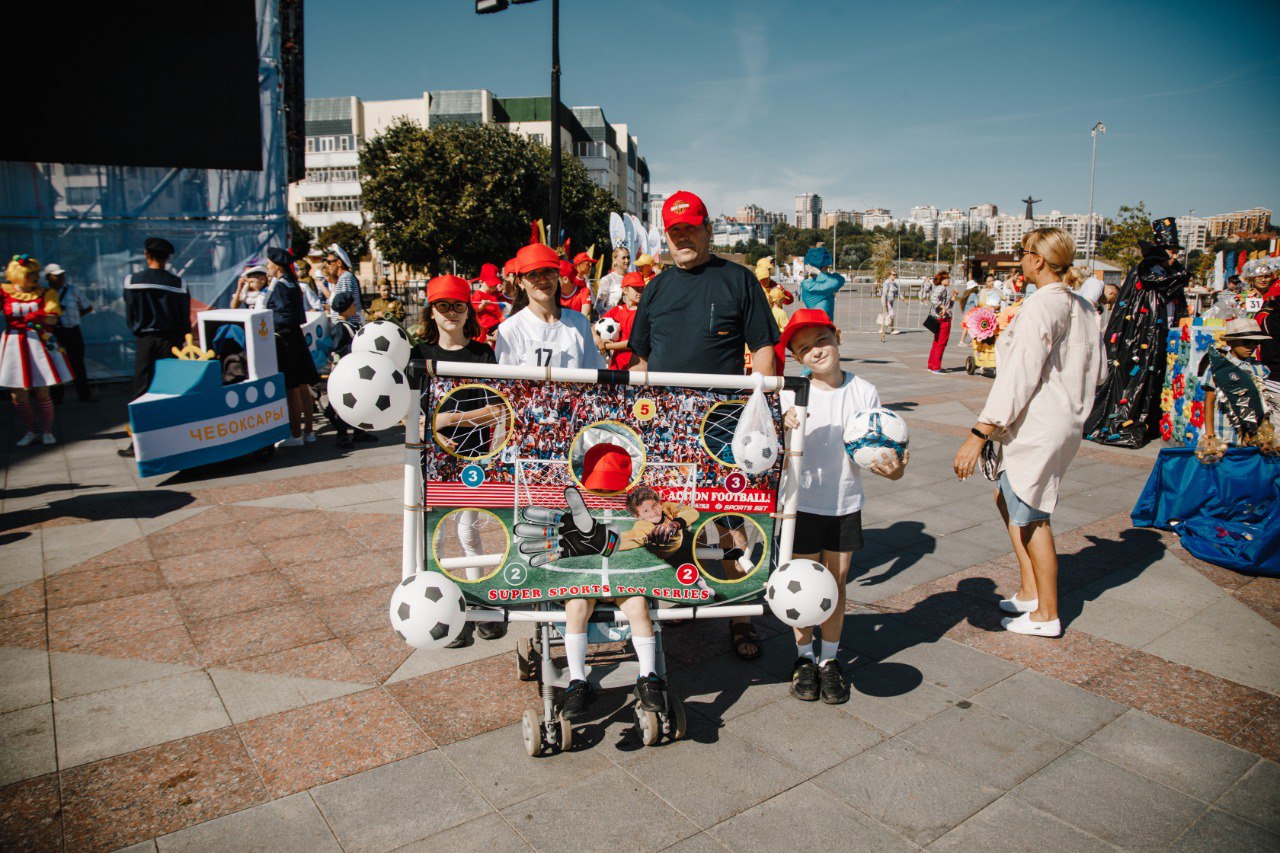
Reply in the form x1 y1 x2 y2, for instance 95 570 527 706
0 0 286 381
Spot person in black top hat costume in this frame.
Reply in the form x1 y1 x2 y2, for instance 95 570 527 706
1084 217 1190 447
119 237 189 457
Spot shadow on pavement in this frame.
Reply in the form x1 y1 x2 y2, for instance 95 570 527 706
0 488 196 533
1055 528 1168 627
855 521 933 585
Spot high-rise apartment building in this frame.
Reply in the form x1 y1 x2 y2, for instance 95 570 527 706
795 193 822 229
819 210 862 229
290 91 652 239
1205 208 1273 240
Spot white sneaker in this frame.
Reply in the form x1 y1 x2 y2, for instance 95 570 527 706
999 594 1037 614
303 432 316 444
276 435 305 448
1001 613 1062 637
15 431 38 447
890 330 902 335
40 432 57 445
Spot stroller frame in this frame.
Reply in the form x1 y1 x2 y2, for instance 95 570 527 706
402 362 809 755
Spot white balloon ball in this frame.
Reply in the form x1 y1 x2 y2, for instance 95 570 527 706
734 429 778 475
765 559 839 628
389 572 467 649
328 351 410 432
844 407 910 469
352 320 412 370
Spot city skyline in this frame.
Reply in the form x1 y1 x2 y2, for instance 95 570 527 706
305 0 1280 223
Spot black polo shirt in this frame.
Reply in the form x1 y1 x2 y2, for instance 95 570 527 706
630 255 778 375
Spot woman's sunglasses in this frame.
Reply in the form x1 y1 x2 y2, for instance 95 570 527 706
1013 246 1039 261
432 300 469 314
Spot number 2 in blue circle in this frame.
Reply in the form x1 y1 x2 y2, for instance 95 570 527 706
461 465 485 488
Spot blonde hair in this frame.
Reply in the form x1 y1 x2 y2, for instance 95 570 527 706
1021 227 1083 288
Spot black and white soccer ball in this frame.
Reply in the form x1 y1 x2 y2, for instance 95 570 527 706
389 572 467 649
327 351 410 432
734 429 778 475
765 559 838 628
594 317 620 343
352 320 411 369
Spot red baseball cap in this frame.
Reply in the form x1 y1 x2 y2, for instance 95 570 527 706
662 190 708 231
476 262 501 288
581 442 634 493
558 260 576 279
573 252 593 266
778 308 837 360
426 274 472 304
502 258 517 276
621 271 647 290
514 243 560 274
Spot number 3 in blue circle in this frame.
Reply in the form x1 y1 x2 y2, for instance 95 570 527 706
461 464 485 488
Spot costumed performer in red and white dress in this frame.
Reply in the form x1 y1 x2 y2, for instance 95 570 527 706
1 255 74 445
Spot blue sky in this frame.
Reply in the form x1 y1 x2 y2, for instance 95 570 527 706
306 0 1280 222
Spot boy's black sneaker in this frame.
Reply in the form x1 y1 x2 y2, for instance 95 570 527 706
336 436 354 449
791 657 819 701
633 674 666 712
476 621 507 640
819 659 850 705
443 622 474 649
560 679 597 720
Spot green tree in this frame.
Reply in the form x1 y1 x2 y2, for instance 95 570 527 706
361 119 620 274
316 221 369 268
965 231 995 255
871 235 896 282
287 214 311 259
1099 202 1152 270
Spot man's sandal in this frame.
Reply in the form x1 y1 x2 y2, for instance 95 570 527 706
730 622 761 660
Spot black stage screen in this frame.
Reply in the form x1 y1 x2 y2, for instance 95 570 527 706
2 0 263 171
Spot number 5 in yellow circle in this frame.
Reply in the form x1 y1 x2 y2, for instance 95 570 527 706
633 397 656 422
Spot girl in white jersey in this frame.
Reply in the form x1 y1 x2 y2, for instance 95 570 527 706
497 242 659 721
494 243 604 370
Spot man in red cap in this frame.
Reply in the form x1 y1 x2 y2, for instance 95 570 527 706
628 190 780 660
494 243 603 369
629 190 778 378
593 270 646 369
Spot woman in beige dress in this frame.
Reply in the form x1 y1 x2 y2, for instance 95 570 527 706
953 227 1106 637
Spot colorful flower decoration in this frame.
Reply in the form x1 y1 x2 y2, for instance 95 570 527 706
1161 388 1174 411
962 307 998 342
1160 414 1173 441
1181 326 1191 342
1171 374 1185 397
1190 400 1204 427
996 301 1021 331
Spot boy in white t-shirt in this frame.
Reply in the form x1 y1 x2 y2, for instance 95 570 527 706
780 309 907 704
495 243 604 370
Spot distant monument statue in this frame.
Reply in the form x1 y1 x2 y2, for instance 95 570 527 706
1021 196 1041 220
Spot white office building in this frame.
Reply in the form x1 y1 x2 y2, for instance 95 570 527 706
290 91 652 240
1176 216 1209 253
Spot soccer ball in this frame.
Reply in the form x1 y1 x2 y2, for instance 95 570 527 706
594 317 620 343
844 407 909 469
733 429 778 475
765 559 838 628
352 320 411 370
327 351 410 432
389 572 467 649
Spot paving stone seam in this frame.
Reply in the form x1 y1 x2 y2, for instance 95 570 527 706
995 792 1128 851
1073 739 1254 809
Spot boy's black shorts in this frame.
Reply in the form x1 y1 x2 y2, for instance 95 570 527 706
793 510 863 554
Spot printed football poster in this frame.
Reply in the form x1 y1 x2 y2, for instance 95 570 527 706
422 369 784 605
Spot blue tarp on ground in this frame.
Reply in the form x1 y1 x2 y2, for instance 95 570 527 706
1132 447 1280 575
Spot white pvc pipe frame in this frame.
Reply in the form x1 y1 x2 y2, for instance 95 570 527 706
401 362 809 623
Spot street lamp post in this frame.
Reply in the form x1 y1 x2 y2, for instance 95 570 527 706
478 0 560 245
1086 121 1105 267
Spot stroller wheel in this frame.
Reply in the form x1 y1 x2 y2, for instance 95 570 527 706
558 716 574 752
521 709 542 757
666 693 687 741
965 356 976 375
636 705 661 746
517 638 536 682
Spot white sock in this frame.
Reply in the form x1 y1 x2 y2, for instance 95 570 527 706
564 633 588 682
633 635 657 677
797 642 816 662
819 640 840 664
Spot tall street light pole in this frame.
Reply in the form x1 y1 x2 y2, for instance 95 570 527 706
478 0 560 246
1086 121 1105 267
